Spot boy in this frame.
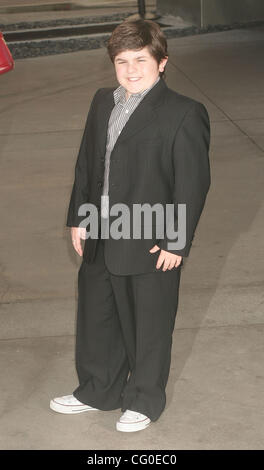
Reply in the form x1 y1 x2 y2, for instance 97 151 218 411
50 19 211 432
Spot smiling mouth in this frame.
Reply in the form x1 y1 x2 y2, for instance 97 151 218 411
127 77 141 82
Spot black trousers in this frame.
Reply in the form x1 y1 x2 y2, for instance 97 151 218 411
73 237 182 422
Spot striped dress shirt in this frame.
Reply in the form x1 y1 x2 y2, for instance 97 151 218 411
101 76 160 218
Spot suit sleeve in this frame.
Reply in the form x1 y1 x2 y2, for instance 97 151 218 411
66 88 101 227
157 101 211 257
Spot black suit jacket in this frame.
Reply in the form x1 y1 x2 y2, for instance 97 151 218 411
66 77 211 275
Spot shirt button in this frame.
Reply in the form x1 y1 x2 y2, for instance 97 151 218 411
125 109 129 113
118 130 121 134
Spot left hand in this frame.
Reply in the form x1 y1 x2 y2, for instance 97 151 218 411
149 245 182 271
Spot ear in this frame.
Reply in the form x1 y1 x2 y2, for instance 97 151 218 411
159 56 168 72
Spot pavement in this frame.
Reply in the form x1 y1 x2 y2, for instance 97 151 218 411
0 0 155 26
0 23 264 450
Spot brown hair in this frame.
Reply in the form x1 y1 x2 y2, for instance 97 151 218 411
106 19 168 79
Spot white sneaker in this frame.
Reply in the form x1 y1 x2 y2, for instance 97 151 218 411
116 409 151 432
50 394 99 414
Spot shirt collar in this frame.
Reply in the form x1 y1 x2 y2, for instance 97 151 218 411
113 76 160 106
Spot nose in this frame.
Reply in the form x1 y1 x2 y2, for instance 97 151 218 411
127 62 137 74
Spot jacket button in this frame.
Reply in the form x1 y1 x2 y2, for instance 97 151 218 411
97 181 103 188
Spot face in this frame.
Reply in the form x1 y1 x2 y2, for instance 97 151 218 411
114 46 168 100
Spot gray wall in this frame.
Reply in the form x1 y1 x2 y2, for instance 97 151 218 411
157 0 264 27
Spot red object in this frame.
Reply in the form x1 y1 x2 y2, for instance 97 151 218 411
0 32 14 75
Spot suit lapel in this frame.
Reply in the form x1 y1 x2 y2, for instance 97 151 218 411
97 92 114 159
97 77 168 158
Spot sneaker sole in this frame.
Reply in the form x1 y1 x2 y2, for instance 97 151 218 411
50 400 98 414
116 420 151 432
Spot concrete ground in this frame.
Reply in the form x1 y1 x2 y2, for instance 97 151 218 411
0 0 155 26
0 23 264 450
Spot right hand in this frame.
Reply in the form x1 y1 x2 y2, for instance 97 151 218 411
71 227 86 256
